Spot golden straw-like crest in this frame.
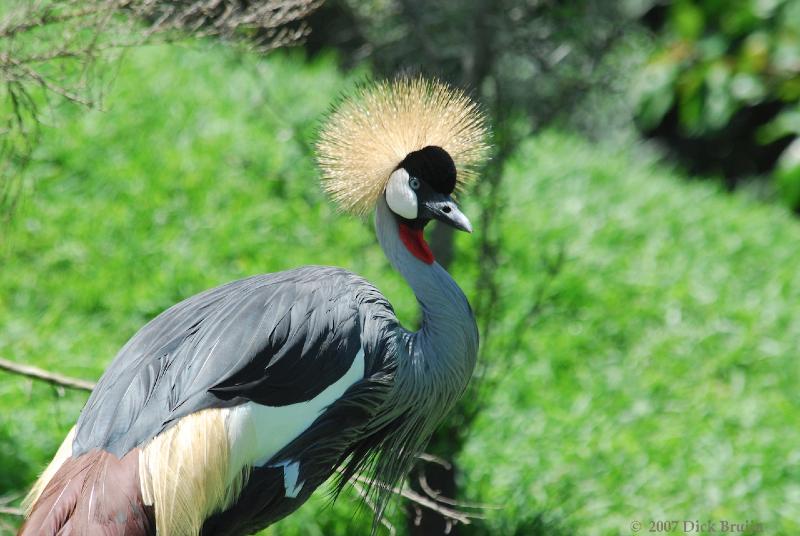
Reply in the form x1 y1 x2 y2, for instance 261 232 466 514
316 77 489 215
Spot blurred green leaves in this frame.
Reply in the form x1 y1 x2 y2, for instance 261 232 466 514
460 131 800 535
637 0 799 133
634 0 800 206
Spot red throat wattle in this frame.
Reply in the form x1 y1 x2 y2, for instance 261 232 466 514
398 223 434 264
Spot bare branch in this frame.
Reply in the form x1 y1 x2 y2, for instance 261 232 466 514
345 472 484 527
416 471 498 511
0 357 96 391
3 54 93 106
350 480 397 536
416 452 452 470
0 506 24 516
0 3 114 39
0 494 24 518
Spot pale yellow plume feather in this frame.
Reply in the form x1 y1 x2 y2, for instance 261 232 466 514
139 408 250 536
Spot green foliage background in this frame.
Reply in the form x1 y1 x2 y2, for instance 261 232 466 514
633 0 800 206
636 0 800 135
2 38 800 536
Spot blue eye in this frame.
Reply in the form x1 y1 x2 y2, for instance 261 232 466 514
409 177 420 190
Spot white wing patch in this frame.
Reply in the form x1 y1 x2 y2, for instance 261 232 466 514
271 459 304 498
225 348 366 494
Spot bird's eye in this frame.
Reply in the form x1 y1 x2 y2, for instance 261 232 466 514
409 177 420 190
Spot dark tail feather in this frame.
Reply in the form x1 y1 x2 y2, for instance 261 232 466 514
19 448 155 536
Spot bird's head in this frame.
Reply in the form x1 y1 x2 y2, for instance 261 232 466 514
316 77 489 264
384 146 471 263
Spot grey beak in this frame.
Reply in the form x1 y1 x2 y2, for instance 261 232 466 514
422 195 473 233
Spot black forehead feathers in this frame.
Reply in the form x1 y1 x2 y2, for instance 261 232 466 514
398 146 457 195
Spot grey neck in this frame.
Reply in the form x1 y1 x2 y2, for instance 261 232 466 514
374 197 478 390
361 197 479 523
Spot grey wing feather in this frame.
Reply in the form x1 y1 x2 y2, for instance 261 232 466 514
73 266 391 458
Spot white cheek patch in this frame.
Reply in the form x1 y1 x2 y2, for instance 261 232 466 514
385 168 418 219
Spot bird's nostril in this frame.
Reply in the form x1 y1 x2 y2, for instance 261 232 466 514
442 206 451 214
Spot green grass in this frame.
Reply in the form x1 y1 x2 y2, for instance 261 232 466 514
2 41 800 535
458 134 800 535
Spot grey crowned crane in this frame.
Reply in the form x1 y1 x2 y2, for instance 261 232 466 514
20 78 489 536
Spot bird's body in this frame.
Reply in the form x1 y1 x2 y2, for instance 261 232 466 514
21 78 487 536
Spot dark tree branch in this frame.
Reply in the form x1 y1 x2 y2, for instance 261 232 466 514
0 357 96 391
0 494 24 519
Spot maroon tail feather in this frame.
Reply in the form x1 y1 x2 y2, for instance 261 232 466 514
19 448 155 536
